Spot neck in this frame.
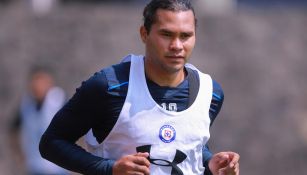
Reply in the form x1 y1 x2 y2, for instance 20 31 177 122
144 59 186 87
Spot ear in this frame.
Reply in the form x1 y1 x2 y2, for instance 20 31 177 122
140 26 148 43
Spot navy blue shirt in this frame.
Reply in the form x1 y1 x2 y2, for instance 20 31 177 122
39 61 224 175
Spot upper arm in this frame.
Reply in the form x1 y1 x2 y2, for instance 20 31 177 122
43 71 109 143
39 70 116 175
209 80 224 126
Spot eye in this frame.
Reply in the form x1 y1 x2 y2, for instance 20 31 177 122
159 30 173 38
180 33 192 40
161 32 172 37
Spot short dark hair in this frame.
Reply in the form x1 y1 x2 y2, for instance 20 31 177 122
143 0 197 33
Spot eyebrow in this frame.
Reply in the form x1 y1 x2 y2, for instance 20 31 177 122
158 29 173 34
158 28 194 36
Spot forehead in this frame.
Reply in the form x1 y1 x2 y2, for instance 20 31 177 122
152 9 195 32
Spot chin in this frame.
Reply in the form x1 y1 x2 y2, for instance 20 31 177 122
165 64 184 73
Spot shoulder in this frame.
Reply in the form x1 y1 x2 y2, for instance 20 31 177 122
185 66 224 99
67 61 130 112
103 61 130 86
102 61 130 93
81 61 130 93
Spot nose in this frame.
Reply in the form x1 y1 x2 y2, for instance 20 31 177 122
169 38 183 51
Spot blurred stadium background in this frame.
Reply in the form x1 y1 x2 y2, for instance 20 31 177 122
0 0 307 174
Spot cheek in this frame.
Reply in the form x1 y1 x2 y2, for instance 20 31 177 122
150 38 168 54
154 36 167 46
185 40 195 53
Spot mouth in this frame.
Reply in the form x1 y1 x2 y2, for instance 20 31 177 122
165 55 185 59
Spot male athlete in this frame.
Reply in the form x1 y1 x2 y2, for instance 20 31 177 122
40 0 240 174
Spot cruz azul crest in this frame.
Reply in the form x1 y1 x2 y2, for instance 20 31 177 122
159 125 176 143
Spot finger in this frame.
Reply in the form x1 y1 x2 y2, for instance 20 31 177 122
218 168 226 175
217 154 230 166
133 155 151 167
219 162 239 175
219 155 230 164
213 152 230 164
127 171 145 175
215 152 230 160
218 166 230 175
234 163 239 174
227 152 240 167
132 164 150 175
135 152 150 158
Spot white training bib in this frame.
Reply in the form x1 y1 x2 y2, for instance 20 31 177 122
86 54 212 175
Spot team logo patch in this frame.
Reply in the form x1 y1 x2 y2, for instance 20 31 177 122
159 125 176 143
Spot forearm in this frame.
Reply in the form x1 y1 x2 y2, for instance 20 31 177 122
38 99 114 174
39 134 114 175
203 144 213 175
205 80 224 174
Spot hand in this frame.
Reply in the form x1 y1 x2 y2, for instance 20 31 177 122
112 152 150 175
208 151 240 175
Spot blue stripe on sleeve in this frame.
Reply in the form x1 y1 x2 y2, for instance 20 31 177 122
107 82 128 91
